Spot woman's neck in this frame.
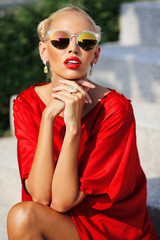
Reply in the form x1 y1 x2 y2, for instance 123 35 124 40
50 72 88 88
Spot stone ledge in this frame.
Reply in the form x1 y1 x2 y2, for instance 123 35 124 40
92 43 160 103
132 102 160 179
132 101 160 130
120 2 160 46
136 125 160 179
147 178 160 239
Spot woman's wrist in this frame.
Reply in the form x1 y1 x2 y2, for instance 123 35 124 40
65 122 81 137
42 108 56 122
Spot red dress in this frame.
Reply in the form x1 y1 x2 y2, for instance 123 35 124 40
13 83 158 240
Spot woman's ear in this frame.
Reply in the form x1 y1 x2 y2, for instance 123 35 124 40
39 41 48 61
92 46 101 65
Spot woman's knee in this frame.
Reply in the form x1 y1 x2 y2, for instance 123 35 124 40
7 201 41 239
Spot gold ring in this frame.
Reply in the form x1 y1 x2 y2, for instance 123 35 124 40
69 86 78 94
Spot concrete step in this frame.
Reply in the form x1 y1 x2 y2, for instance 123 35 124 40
147 178 160 239
132 101 160 179
135 102 160 239
92 43 160 103
0 137 21 240
120 2 160 47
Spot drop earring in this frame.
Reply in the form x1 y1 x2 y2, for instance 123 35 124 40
43 60 48 74
89 63 94 76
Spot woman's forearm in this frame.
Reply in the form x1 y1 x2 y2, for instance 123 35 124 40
26 112 55 205
51 124 81 212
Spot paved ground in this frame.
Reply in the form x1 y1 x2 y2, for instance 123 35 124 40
0 136 159 239
0 137 21 240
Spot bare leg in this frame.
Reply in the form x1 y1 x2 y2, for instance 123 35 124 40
7 201 81 240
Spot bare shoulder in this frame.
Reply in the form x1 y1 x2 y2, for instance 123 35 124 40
82 81 111 117
89 81 111 102
35 83 52 105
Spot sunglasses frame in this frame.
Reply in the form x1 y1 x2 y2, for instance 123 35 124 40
47 30 100 50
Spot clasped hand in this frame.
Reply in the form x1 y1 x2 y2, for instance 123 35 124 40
44 79 95 130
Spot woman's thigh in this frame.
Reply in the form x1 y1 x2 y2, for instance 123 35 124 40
7 201 81 240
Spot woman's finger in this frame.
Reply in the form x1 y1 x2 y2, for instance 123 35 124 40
76 79 95 89
52 87 90 104
58 80 92 104
52 91 86 107
59 79 95 89
52 89 89 104
52 85 72 93
76 79 95 93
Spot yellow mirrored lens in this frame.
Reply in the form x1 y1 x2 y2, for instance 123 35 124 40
50 31 69 41
78 32 96 41
50 31 70 49
78 32 97 50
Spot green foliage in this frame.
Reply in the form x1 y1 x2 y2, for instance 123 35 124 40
0 0 138 135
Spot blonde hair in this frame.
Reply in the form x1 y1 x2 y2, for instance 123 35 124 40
37 5 101 42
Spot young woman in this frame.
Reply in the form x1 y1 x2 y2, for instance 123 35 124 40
7 5 158 240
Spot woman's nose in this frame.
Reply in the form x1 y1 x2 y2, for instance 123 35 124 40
68 36 80 54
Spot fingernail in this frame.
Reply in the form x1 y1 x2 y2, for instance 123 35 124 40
91 84 96 88
89 99 92 104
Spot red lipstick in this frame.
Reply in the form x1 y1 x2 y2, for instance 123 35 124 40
64 56 81 69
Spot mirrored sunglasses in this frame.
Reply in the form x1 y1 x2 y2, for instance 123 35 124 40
47 30 100 51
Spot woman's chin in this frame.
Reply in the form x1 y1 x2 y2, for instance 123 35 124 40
50 69 87 81
62 72 87 81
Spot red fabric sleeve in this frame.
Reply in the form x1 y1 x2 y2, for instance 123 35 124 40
79 97 140 204
13 94 39 198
